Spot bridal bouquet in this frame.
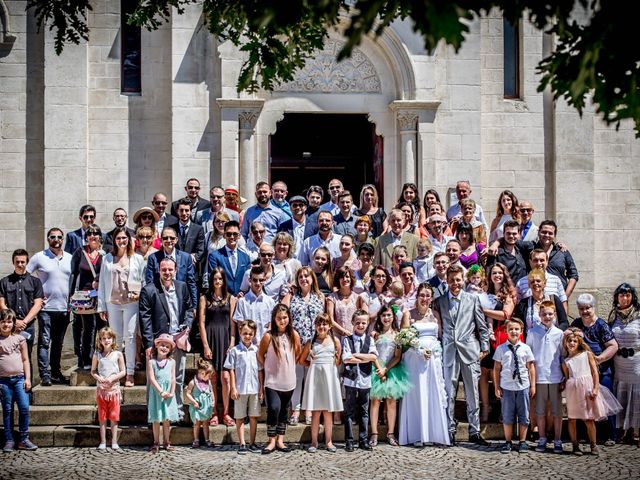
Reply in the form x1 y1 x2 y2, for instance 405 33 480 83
395 326 420 352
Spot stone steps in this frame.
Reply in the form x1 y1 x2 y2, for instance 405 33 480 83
0 422 507 448
32 385 147 406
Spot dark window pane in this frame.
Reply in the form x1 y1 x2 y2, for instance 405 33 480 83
504 18 519 98
121 1 141 94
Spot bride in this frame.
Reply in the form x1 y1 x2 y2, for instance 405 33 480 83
398 283 450 446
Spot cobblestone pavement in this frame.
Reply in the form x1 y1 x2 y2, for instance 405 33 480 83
2 442 639 480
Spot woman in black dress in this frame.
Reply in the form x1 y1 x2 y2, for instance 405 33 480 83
198 266 237 427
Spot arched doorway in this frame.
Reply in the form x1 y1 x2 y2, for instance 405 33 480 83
269 113 384 202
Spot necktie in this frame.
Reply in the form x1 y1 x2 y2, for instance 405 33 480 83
180 224 188 240
357 337 363 352
229 250 237 275
450 296 459 318
508 343 522 384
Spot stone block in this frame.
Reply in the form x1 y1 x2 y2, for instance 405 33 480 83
446 59 481 85
595 173 631 190
435 134 461 160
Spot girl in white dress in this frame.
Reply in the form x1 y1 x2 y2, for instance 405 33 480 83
300 314 343 452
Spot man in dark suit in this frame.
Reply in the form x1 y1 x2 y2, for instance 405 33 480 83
174 198 206 267
152 192 179 234
102 208 136 254
208 220 251 295
170 178 210 221
434 265 490 446
145 227 198 309
64 204 99 254
139 257 194 419
277 195 318 260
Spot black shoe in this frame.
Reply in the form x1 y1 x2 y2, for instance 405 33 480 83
345 440 354 452
469 434 489 446
51 374 67 385
40 378 52 387
248 443 261 454
261 447 274 455
449 433 457 446
359 441 372 451
276 445 291 453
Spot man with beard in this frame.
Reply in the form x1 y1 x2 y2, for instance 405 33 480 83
270 180 292 219
425 214 454 254
170 178 210 220
241 181 288 243
485 220 528 283
300 211 343 266
152 192 179 234
102 208 136 254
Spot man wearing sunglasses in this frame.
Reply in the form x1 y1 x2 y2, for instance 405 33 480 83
518 201 538 242
151 192 179 234
26 229 73 385
194 186 239 234
170 178 211 221
208 221 252 295
64 204 103 254
145 227 198 310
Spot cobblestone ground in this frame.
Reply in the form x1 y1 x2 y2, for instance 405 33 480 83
2 443 639 480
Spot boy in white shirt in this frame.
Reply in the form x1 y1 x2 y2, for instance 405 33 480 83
224 320 264 454
526 301 564 453
493 318 536 453
232 266 276 343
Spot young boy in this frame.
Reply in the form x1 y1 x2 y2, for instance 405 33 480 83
525 301 564 453
232 266 276 344
224 320 264 454
341 310 378 451
493 318 536 453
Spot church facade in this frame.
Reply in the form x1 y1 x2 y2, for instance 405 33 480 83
0 1 639 296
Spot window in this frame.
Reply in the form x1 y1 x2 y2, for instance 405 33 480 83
121 1 141 94
503 17 520 98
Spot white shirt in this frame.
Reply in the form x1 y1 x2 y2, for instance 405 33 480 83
233 291 276 343
428 234 454 254
300 232 342 266
224 343 261 395
156 213 167 233
493 340 535 391
161 283 180 334
292 217 306 260
26 249 73 312
240 265 289 302
342 333 378 389
414 255 434 284
515 273 567 303
526 323 564 384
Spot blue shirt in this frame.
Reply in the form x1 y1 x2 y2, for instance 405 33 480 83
241 203 289 243
224 343 261 395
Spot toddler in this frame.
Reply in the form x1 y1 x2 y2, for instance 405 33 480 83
184 358 215 448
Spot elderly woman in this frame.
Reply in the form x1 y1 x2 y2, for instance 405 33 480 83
607 283 640 446
354 215 376 250
451 198 487 244
571 293 619 445
134 226 158 263
272 231 302 283
514 269 568 334
133 207 161 250
356 184 387 238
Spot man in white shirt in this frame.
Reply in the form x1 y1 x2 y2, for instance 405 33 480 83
300 211 342 266
425 214 454 253
27 228 73 384
277 195 318 261
233 266 276 343
446 180 489 234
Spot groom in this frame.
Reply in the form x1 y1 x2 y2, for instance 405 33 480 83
435 265 490 445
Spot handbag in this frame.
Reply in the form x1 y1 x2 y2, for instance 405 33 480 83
174 328 192 352
70 250 99 315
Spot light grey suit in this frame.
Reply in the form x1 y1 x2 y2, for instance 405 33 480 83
435 289 490 436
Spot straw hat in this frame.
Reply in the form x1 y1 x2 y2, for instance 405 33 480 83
133 206 160 224
224 185 248 205
153 333 175 350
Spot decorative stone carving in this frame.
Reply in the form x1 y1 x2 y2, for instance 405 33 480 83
396 111 418 131
239 110 260 131
274 39 381 93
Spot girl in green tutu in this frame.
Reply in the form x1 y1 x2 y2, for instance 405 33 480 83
369 305 411 447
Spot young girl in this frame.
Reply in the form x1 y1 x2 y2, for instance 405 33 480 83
562 328 622 456
91 327 125 449
312 247 334 296
331 234 356 271
300 314 343 452
464 264 486 295
147 333 179 453
0 309 37 452
258 304 301 454
184 358 215 448
369 306 411 447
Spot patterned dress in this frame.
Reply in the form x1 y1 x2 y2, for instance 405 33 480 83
611 315 640 429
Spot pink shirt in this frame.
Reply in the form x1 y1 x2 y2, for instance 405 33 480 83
263 334 296 391
0 334 26 377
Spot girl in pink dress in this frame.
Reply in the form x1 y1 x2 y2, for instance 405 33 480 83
562 328 622 456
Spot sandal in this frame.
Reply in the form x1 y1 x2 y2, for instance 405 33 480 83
149 443 159 454
387 433 399 447
369 433 378 447
163 443 176 452
209 415 219 427
222 413 235 427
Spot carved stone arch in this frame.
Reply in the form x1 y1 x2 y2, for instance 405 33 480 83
0 0 11 44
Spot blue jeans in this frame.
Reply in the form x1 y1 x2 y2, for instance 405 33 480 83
38 311 70 379
0 375 31 442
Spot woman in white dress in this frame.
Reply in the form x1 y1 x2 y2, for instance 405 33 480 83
398 283 450 446
489 190 520 243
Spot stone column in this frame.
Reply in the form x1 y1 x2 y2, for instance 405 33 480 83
239 109 260 200
396 111 419 183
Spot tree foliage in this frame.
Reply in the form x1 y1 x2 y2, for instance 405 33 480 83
26 0 640 135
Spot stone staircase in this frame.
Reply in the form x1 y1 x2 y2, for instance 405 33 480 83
2 354 519 447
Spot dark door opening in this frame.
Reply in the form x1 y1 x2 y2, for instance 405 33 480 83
270 113 383 204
